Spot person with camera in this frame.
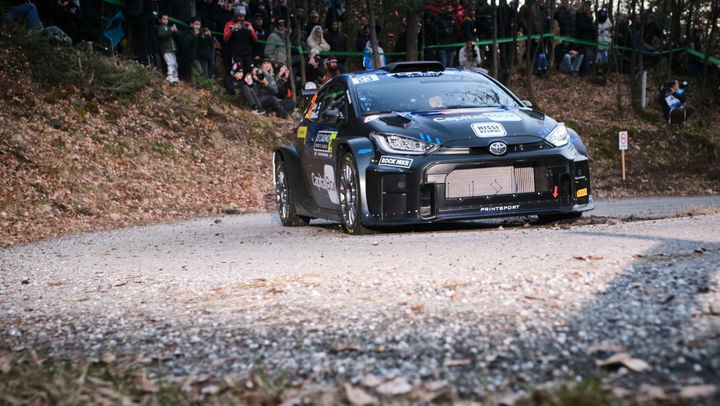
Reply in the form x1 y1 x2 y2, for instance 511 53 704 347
223 5 257 73
459 40 482 68
305 48 325 85
256 59 294 118
225 61 266 115
660 80 694 125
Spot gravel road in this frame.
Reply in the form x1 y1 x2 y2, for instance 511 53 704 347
1 196 719 402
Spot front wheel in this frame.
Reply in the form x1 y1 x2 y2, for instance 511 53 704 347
275 158 309 226
338 153 371 234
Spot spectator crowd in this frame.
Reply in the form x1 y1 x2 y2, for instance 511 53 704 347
6 0 715 121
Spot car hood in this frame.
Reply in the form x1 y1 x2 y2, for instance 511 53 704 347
365 107 558 147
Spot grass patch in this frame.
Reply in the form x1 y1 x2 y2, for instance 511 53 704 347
148 140 175 157
0 354 189 405
15 29 150 99
104 139 131 157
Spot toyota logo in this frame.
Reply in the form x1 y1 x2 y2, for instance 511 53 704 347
489 141 508 156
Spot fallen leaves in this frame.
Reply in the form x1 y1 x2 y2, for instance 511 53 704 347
343 383 377 405
0 45 292 246
375 378 412 396
596 352 650 372
679 385 717 398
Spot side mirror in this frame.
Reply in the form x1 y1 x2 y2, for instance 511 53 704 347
302 81 318 97
522 100 533 108
321 108 341 123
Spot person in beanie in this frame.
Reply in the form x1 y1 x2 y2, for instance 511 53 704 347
264 18 289 66
156 13 179 82
223 5 257 73
225 61 266 115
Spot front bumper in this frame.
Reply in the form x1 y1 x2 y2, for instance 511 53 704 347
362 145 593 226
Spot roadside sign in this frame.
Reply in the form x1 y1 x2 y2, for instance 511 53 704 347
618 131 628 150
618 131 628 181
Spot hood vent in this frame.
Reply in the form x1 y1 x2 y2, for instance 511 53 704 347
521 108 545 121
379 115 413 128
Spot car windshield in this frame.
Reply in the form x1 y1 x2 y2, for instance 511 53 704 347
354 74 520 115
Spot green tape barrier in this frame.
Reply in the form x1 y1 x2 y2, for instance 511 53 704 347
686 48 720 65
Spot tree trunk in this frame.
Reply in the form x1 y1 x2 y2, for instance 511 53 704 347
291 0 307 86
492 0 498 78
366 0 382 68
613 0 623 111
523 4 536 106
407 10 419 60
628 0 639 109
685 0 695 41
284 27 298 104
636 0 645 111
701 0 719 93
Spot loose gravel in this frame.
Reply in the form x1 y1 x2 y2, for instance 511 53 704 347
1 212 719 401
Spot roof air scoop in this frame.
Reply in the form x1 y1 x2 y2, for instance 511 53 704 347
380 61 445 73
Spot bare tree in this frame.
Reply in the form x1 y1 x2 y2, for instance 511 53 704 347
701 0 719 92
400 0 426 61
366 0 382 68
492 0 499 78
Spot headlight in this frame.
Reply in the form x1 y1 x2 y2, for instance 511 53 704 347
545 123 569 147
370 132 438 155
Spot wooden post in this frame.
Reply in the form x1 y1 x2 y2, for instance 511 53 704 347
621 150 626 181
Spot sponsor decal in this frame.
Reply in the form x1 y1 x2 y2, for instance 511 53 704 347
352 74 379 84
471 122 507 138
379 156 413 168
480 204 520 212
311 165 339 204
576 188 588 198
483 111 522 121
433 114 486 122
296 126 307 139
314 130 338 157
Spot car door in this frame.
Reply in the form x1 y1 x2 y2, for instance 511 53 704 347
302 83 349 210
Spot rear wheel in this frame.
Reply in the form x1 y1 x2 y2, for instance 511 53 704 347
537 212 583 224
338 153 371 234
275 159 309 226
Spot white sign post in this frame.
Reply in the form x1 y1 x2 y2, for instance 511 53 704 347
619 131 628 181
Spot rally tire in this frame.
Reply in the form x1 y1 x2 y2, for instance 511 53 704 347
338 153 371 235
275 159 309 227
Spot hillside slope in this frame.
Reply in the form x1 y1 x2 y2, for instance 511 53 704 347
1 30 719 246
0 30 295 247
511 72 720 198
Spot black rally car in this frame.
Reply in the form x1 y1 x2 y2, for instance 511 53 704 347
273 62 593 234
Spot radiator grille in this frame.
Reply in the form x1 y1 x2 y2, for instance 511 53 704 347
445 166 536 198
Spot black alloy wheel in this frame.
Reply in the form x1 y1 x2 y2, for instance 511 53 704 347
338 153 370 234
275 158 309 226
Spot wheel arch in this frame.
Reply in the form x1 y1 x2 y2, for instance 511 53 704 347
334 137 376 226
273 144 315 218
